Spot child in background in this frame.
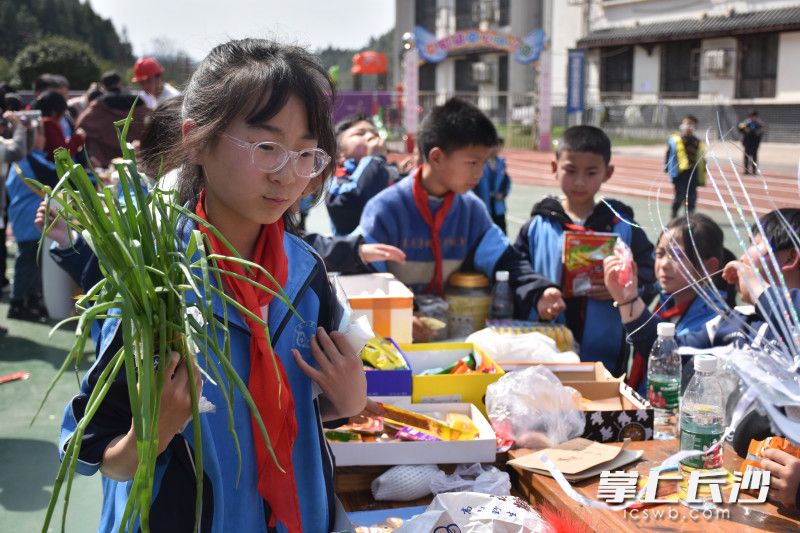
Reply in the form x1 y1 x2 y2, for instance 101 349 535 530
326 113 399 235
5 122 57 321
514 125 657 376
359 98 563 342
32 90 85 160
60 39 366 532
665 114 705 219
473 137 511 233
603 213 734 391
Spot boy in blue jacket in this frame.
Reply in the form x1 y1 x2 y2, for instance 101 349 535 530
359 98 564 341
326 114 399 236
513 125 657 375
473 137 511 233
5 123 57 321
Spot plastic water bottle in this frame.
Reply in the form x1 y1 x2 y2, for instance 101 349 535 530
679 354 725 508
489 271 513 320
647 322 680 439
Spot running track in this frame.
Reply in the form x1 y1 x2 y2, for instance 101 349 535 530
503 149 800 214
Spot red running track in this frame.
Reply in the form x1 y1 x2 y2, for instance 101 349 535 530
503 149 800 214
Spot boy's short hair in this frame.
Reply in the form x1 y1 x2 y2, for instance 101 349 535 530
754 208 800 253
334 113 374 137
417 98 498 161
34 73 69 92
556 125 611 165
32 90 67 117
684 114 698 125
101 71 122 92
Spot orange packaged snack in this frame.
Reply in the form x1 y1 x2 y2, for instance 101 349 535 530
562 231 618 297
740 436 800 474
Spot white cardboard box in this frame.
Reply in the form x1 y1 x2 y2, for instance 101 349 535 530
329 403 497 466
334 273 414 344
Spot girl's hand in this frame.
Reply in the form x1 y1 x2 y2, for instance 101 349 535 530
537 287 566 321
35 199 70 249
723 259 767 305
294 328 367 420
156 351 202 454
603 255 639 303
762 448 800 509
359 243 406 265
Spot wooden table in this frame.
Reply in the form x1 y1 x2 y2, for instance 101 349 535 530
509 440 800 532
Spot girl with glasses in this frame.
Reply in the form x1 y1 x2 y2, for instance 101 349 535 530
60 39 367 532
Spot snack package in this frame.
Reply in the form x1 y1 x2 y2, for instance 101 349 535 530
395 426 442 442
380 403 467 441
562 231 618 297
740 436 800 475
613 238 634 290
361 337 409 370
446 413 480 440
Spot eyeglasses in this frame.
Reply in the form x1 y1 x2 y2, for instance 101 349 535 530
223 133 331 179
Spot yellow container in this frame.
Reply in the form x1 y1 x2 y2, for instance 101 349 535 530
399 342 505 416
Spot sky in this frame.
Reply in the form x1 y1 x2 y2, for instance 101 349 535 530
88 0 395 60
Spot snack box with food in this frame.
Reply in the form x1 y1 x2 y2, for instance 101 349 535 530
564 380 654 442
334 272 414 343
328 403 497 466
361 337 413 399
562 231 618 298
398 342 504 416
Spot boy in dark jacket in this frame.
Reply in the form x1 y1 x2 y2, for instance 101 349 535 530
514 125 657 376
325 114 398 235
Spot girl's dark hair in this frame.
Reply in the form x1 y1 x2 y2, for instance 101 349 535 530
166 39 336 216
664 213 735 306
139 95 183 178
33 90 67 117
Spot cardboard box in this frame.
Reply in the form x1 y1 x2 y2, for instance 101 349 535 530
564 380 653 443
399 342 504 415
335 273 414 344
328 403 497 466
364 338 412 398
496 361 615 382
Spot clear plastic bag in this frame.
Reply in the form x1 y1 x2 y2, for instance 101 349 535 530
429 463 511 496
485 365 586 448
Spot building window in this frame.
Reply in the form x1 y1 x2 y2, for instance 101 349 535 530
415 0 436 30
600 46 633 95
660 40 700 97
455 55 481 92
419 62 436 92
737 33 778 98
498 0 510 26
456 0 475 31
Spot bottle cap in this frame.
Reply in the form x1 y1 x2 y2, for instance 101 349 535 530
657 322 675 337
694 354 717 372
495 270 509 282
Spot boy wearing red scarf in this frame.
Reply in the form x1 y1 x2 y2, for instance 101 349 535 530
359 98 563 341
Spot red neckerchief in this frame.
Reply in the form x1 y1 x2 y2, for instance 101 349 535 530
656 297 693 320
195 191 302 532
412 166 455 295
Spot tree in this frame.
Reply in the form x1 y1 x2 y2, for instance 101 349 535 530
12 36 101 89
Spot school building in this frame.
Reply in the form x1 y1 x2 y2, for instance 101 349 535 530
394 1 800 143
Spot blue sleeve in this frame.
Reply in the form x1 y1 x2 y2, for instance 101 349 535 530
757 286 800 337
357 195 393 273
631 225 658 303
60 316 132 475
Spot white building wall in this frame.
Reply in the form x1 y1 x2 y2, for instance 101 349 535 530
776 31 800 100
550 0 587 105
699 37 737 99
632 44 660 100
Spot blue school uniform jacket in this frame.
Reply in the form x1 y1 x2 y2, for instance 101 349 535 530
59 217 345 533
473 156 511 217
513 197 657 375
5 150 58 243
326 155 395 236
359 175 554 316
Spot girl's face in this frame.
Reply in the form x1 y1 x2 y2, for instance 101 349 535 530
655 230 695 295
198 94 318 230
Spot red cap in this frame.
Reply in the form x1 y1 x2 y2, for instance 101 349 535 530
131 57 164 82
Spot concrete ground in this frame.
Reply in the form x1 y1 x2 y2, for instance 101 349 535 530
1 143 797 530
